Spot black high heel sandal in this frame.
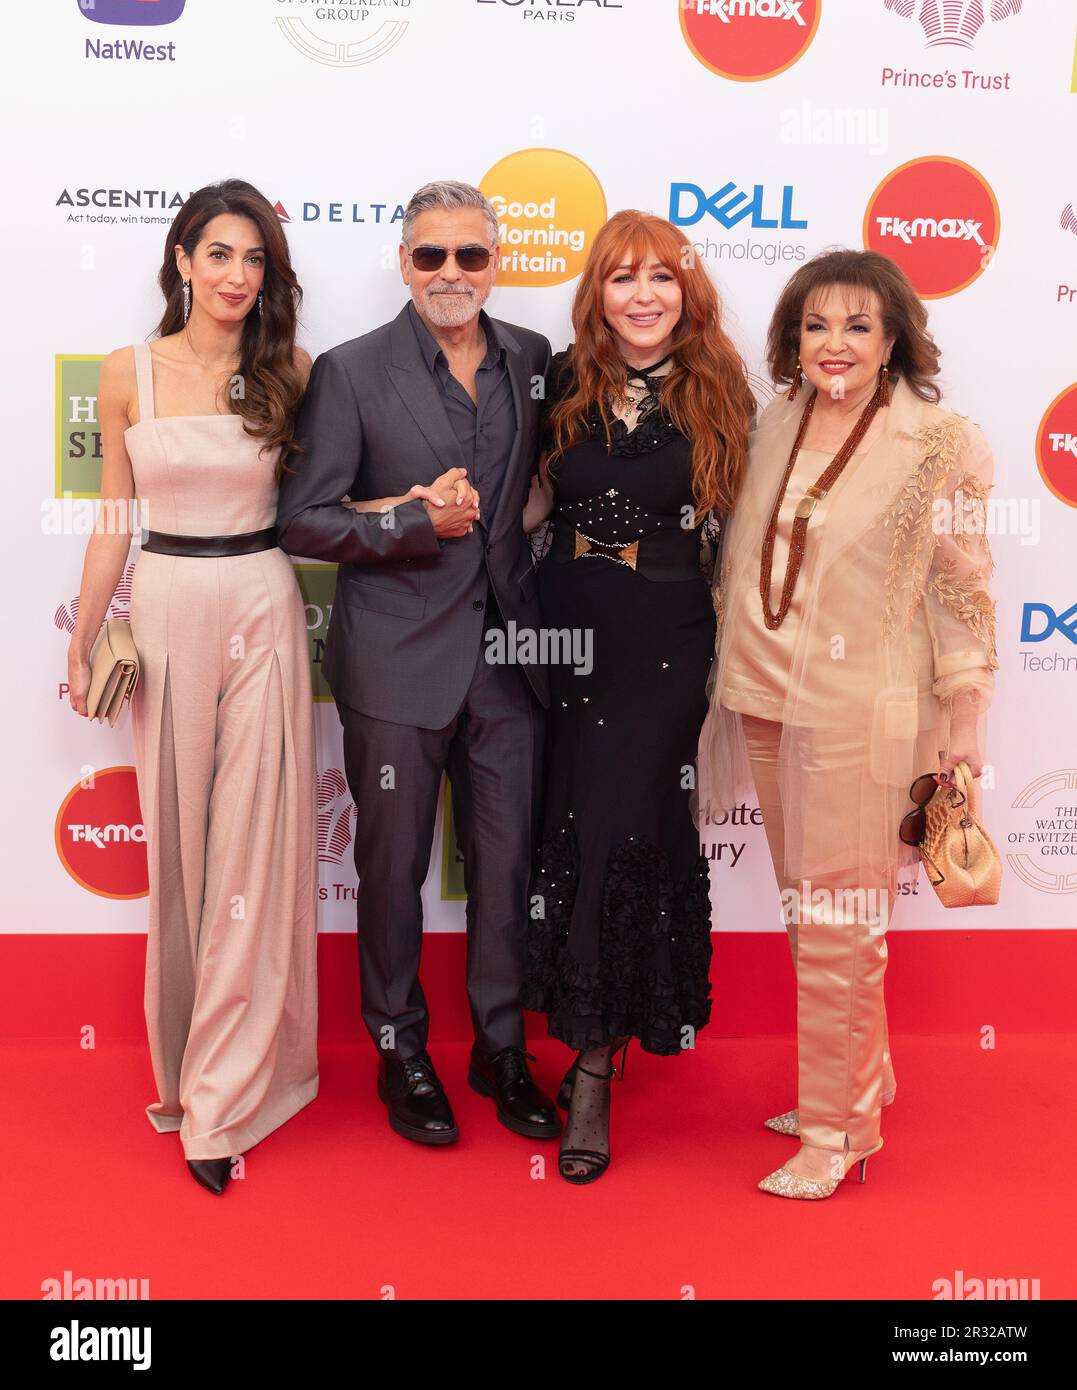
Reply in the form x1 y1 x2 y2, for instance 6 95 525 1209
557 1039 630 1186
557 1038 630 1111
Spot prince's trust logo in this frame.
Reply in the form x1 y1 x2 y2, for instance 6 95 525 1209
882 0 1022 50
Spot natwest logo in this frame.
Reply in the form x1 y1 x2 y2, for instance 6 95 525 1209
54 767 148 899
863 156 999 298
78 0 186 24
680 0 820 82
670 181 806 230
1035 383 1077 509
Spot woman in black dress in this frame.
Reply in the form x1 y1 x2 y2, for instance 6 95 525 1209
522 211 754 1183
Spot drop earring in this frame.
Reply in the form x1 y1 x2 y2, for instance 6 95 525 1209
257 290 263 317
879 359 890 407
182 279 191 324
787 358 803 401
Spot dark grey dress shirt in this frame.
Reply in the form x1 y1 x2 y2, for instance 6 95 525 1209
407 300 517 531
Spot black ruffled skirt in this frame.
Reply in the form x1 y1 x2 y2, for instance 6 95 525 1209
522 516 717 1056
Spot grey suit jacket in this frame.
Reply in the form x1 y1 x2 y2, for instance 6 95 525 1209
276 303 552 728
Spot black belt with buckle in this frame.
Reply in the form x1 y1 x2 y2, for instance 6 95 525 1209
142 527 278 557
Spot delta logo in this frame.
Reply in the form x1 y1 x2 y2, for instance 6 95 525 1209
55 767 148 899
1035 383 1077 510
680 0 821 83
863 156 999 298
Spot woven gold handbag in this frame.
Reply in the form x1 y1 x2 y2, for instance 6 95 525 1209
85 619 140 727
920 761 1002 908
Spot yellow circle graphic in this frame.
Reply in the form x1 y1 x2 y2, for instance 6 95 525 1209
479 149 607 289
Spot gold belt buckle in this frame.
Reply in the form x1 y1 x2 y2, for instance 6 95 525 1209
573 531 639 571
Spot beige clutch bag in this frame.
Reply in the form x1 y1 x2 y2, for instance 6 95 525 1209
86 619 140 727
920 761 1002 908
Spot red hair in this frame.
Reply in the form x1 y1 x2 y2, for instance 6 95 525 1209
548 210 753 515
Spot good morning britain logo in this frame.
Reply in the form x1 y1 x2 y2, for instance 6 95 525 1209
680 0 821 82
863 155 999 298
269 0 430 68
478 149 607 287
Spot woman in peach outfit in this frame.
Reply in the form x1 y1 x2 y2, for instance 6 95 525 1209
701 249 998 1198
67 180 319 1196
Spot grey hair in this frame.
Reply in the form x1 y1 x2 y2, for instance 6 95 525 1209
401 180 499 247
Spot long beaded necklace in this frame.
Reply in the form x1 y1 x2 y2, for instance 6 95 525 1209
759 371 887 630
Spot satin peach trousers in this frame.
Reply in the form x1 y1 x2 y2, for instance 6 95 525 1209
741 714 898 1151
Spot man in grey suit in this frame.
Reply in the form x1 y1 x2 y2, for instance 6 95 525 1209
277 181 559 1146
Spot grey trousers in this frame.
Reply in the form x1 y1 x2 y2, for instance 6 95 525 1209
339 615 545 1058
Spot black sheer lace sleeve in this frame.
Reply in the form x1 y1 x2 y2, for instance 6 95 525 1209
698 508 725 589
539 348 574 452
527 349 573 560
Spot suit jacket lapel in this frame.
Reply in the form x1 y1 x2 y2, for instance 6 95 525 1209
385 305 467 477
488 335 530 540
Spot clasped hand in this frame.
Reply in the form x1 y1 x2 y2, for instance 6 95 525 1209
410 467 480 537
341 466 480 537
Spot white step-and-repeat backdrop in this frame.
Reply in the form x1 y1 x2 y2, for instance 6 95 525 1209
3 0 1075 934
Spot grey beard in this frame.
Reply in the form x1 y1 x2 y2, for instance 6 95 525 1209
420 286 485 327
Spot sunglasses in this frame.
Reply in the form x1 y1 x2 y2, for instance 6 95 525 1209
409 244 492 272
898 772 966 847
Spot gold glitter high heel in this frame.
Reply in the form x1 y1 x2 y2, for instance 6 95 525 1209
758 1138 884 1200
764 1090 895 1136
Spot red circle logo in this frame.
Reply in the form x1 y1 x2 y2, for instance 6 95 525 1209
1035 383 1077 510
54 765 148 899
863 156 1000 299
680 0 821 82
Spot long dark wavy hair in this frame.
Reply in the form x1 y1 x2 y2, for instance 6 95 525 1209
156 179 305 472
766 247 943 404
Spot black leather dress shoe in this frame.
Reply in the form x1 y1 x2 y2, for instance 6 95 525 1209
468 1044 562 1139
377 1050 459 1145
187 1158 231 1195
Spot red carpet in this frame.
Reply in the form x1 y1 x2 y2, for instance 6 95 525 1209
3 932 1074 1300
3 1031 1073 1301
